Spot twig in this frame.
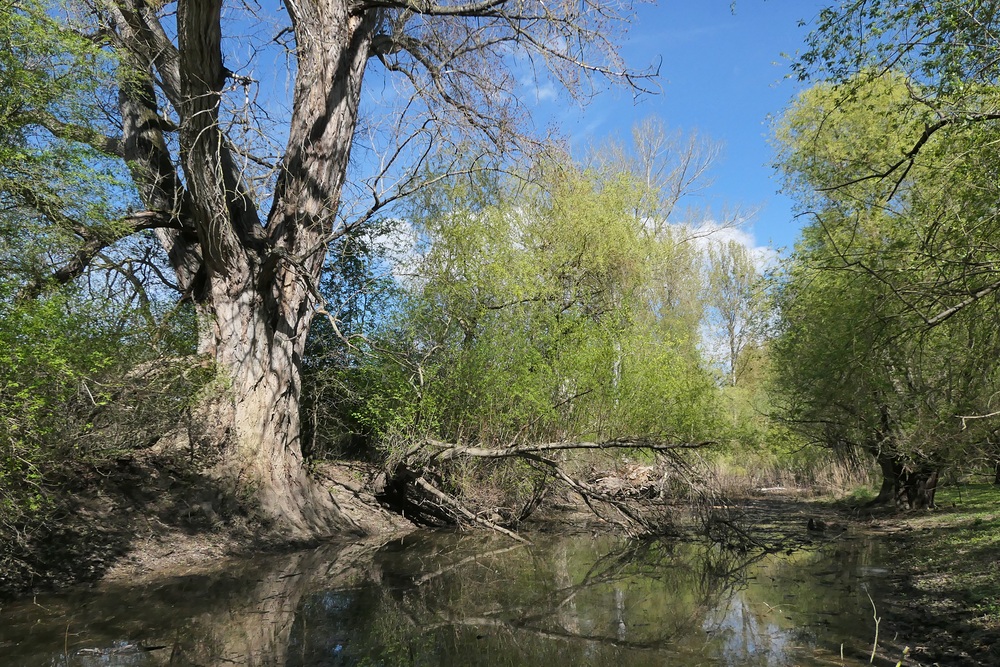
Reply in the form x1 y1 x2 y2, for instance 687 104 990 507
867 588 880 664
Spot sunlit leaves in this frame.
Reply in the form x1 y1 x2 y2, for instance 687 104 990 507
347 155 721 451
771 67 1000 469
0 0 131 288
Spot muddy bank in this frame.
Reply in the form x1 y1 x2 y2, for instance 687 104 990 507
725 488 1000 667
851 486 1000 667
0 454 414 598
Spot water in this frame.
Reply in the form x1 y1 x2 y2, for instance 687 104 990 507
0 532 899 666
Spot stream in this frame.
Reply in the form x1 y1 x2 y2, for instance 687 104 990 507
0 530 902 666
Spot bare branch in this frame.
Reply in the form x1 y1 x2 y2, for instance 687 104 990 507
16 110 124 158
924 277 1000 327
817 111 1000 197
18 210 178 300
358 0 509 17
421 437 714 463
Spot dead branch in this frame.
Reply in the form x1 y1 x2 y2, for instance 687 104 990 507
377 436 704 540
413 476 530 543
420 437 715 463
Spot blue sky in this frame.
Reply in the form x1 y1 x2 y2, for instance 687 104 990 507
532 0 831 253
227 1 830 254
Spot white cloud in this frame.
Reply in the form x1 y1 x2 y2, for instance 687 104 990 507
683 220 779 271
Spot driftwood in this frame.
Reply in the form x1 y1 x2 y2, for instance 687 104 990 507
376 437 715 540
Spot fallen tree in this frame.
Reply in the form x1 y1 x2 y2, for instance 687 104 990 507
373 437 716 539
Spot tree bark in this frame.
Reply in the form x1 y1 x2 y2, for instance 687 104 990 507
108 0 379 536
868 451 937 509
187 3 378 536
870 452 902 506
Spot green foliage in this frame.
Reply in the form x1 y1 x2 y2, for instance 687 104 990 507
797 1 1000 96
326 153 724 460
0 0 130 286
301 220 404 459
0 282 208 528
703 238 769 387
771 71 1000 474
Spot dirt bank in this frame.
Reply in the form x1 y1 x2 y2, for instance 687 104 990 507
0 454 414 598
851 485 1000 667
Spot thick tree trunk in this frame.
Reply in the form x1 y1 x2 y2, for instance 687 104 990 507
871 452 902 506
869 451 937 509
106 0 379 537
198 274 345 536
201 5 378 536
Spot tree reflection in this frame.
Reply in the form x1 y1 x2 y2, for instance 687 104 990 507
0 533 887 666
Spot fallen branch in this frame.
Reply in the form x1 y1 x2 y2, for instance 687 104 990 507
421 437 715 464
413 476 530 544
518 452 655 535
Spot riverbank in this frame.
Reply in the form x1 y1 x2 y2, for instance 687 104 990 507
732 485 1000 667
5 488 999 667
0 455 415 597
851 484 1000 667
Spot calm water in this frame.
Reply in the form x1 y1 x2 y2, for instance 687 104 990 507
0 531 901 666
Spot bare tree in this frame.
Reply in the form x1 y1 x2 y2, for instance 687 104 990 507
591 117 722 230
705 239 767 387
20 0 657 535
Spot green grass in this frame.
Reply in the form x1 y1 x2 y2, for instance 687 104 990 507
837 484 878 506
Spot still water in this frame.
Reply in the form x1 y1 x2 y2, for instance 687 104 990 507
0 531 898 666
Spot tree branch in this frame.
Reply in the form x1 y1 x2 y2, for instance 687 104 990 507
421 437 714 463
358 0 508 17
817 111 1000 196
924 277 1000 327
19 210 178 300
16 110 124 158
413 476 531 542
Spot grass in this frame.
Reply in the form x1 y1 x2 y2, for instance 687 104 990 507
902 485 1000 618
865 483 1000 665
839 484 878 506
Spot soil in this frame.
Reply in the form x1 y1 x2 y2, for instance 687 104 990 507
0 453 414 597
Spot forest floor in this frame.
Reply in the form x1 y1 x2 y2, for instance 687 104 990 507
850 484 1000 667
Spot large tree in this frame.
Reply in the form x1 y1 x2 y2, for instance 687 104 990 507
772 72 1000 506
4 0 654 535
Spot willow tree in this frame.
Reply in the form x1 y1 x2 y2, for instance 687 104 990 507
772 66 1000 506
8 0 654 535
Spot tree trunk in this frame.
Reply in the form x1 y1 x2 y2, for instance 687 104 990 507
870 452 902 506
900 468 938 510
108 0 379 537
197 275 346 536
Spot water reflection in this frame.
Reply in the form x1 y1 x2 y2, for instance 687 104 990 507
0 533 900 666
